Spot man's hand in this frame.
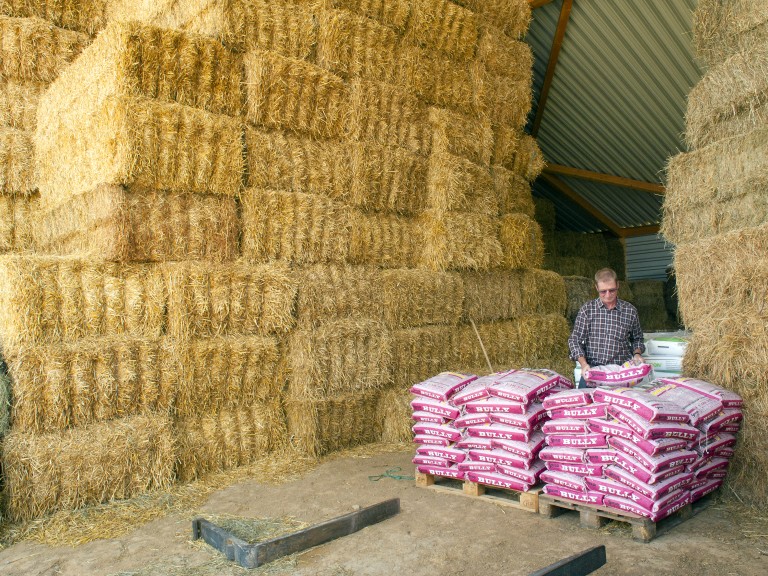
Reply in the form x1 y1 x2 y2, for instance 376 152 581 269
632 353 643 366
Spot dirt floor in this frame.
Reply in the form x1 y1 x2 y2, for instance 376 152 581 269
0 447 767 576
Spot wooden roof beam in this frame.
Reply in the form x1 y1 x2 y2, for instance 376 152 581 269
541 173 623 237
531 0 572 136
620 225 660 238
530 0 557 8
543 163 666 194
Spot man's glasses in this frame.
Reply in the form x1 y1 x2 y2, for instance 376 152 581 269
598 288 618 295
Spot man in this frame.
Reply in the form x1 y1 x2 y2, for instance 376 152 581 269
568 268 645 389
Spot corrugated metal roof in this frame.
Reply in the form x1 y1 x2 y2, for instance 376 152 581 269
527 0 704 233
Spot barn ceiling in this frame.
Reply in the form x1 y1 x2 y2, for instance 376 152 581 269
526 0 704 237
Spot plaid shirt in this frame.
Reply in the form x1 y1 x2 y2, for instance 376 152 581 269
568 298 645 366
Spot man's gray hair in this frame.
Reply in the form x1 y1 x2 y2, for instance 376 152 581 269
594 268 618 285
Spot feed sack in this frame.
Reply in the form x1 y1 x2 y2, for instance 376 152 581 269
583 363 653 388
419 210 504 271
416 444 467 463
40 20 243 120
463 395 525 416
476 24 532 81
109 0 317 56
33 185 240 262
467 471 531 492
410 371 477 402
0 0 110 35
693 0 768 67
346 78 429 154
404 0 478 63
592 388 690 423
0 15 89 83
488 369 560 405
378 388 412 443
294 265 463 328
498 212 544 269
162 260 297 339
396 44 475 116
244 49 349 139
241 188 351 265
314 7 398 82
426 107 493 166
541 389 592 411
0 127 35 193
390 326 458 389
0 255 164 351
0 79 44 130
426 151 497 215
492 165 535 217
460 268 566 323
285 388 382 456
410 397 461 420
36 95 244 204
174 399 285 481
287 318 392 399
608 406 699 441
2 413 175 522
460 0 531 39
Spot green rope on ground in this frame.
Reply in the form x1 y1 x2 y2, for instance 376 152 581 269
368 467 414 481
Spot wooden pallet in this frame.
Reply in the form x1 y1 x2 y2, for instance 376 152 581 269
538 490 718 542
414 470 543 513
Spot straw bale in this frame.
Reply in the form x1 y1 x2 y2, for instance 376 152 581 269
626 279 671 331
33 185 240 262
686 43 768 149
241 188 351 265
404 0 478 63
244 49 349 139
396 44 476 116
563 275 593 325
285 388 382 456
476 69 531 129
174 336 285 419
477 24 532 81
295 265 463 328
0 78 44 130
163 261 296 340
544 255 596 279
0 194 10 250
0 126 35 193
238 0 317 59
492 165 534 217
287 318 392 399
514 133 545 180
0 15 89 83
460 0 530 39
419 210 504 271
605 236 626 280
390 325 457 389
174 400 285 482
455 314 571 373
346 78 429 154
377 388 412 443
301 0 411 31
40 20 244 121
2 413 175 522
0 0 110 35
1 190 37 251
36 95 244 205
554 231 607 260
674 223 768 331
693 0 768 66
426 106 493 166
315 8 398 82
461 268 566 324
0 255 164 351
498 212 544 269
427 152 497 215
534 196 556 233
0 358 10 436
348 211 421 268
6 337 177 432
491 123 519 168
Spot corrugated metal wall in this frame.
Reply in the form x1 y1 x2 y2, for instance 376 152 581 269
625 235 673 280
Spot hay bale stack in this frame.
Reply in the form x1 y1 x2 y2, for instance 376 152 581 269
0 191 36 252
299 0 412 31
543 231 626 283
377 388 412 443
0 358 10 436
295 265 464 328
459 0 531 39
33 185 240 262
404 0 478 63
1 413 175 522
0 0 110 35
426 151 497 215
693 0 768 67
477 24 532 81
0 79 45 131
626 280 673 331
0 127 35 194
498 213 544 269
492 165 534 217
534 196 556 257
426 107 492 166
563 275 594 325
419 210 504 271
390 325 457 389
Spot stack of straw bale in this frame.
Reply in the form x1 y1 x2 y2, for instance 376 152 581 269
626 279 675 331
0 15 90 254
544 230 627 281
664 0 768 507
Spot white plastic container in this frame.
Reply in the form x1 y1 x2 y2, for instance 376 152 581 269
645 337 688 357
642 355 683 373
